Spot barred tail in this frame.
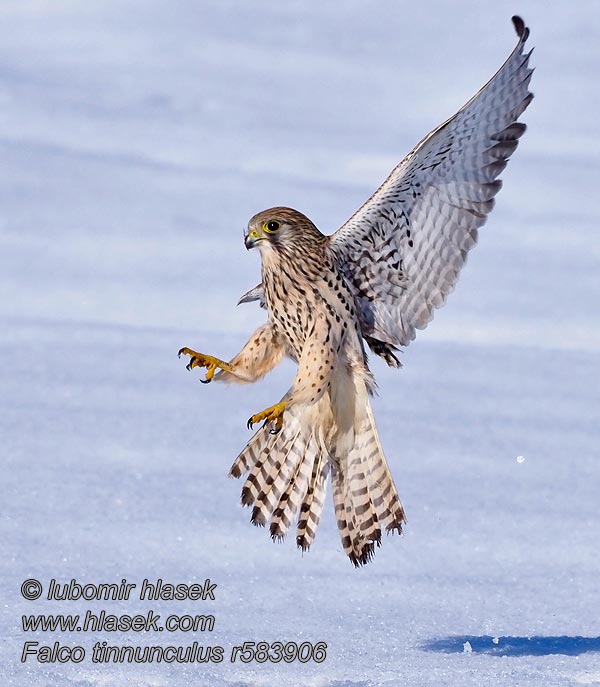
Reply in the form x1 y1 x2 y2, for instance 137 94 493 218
229 378 405 566
339 393 406 565
229 402 331 553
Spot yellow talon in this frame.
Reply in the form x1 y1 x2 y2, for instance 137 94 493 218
178 347 233 383
247 401 287 433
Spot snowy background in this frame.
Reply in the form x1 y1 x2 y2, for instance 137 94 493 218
2 1 599 685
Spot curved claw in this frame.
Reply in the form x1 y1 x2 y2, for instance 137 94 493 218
200 377 212 384
246 401 287 432
177 347 185 358
178 347 233 381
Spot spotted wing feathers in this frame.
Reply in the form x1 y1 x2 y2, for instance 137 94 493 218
329 16 534 347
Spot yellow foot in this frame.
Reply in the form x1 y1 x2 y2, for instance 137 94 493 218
247 401 287 434
177 347 233 384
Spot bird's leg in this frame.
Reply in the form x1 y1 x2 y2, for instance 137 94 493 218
179 323 286 385
178 347 234 384
247 401 287 434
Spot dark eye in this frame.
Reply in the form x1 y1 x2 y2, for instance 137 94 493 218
264 220 280 232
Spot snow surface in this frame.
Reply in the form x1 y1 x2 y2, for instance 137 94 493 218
2 2 599 686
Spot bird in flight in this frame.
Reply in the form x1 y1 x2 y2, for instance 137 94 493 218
179 16 534 566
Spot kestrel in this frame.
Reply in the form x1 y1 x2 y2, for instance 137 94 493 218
179 17 533 566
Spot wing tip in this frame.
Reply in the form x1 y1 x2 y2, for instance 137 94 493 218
237 284 265 307
511 15 530 43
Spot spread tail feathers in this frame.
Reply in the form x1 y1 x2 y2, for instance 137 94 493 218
229 380 405 566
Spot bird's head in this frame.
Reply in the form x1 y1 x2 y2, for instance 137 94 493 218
244 207 324 253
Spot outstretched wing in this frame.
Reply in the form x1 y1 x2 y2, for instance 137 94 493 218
328 16 534 348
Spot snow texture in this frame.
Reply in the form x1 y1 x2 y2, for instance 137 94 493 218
1 2 599 686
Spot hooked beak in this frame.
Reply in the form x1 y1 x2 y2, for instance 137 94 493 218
244 229 262 250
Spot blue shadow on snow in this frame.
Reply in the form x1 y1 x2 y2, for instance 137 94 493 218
422 635 600 657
